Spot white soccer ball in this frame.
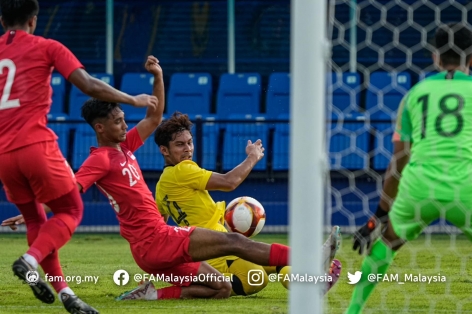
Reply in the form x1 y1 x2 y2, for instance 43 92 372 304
224 196 266 237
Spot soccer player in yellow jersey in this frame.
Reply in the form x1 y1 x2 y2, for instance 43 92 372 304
153 112 342 296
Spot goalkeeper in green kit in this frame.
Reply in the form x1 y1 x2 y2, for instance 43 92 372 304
346 23 472 313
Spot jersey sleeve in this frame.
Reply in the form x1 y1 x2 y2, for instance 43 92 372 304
174 160 212 190
75 151 111 193
44 39 84 79
394 94 413 142
121 127 144 153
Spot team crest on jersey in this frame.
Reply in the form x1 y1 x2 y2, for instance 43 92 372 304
126 151 136 160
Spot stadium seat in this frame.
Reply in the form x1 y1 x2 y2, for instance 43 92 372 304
72 123 97 170
331 72 361 112
126 115 165 171
223 114 268 171
167 73 212 115
272 113 290 171
120 73 154 117
69 73 114 119
266 73 290 119
329 112 369 170
372 113 395 170
188 114 219 171
216 73 261 118
47 113 70 159
365 72 411 119
50 73 66 114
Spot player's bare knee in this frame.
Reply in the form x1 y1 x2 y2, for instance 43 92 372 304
215 280 232 298
221 281 232 298
382 221 404 250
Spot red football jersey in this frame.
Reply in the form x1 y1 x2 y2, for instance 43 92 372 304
0 30 83 153
76 127 166 244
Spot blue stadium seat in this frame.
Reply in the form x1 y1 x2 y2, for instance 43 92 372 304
331 72 361 112
126 115 165 171
167 73 212 114
329 112 369 170
72 124 97 170
69 73 114 119
272 113 290 171
120 73 154 117
266 73 289 119
373 113 395 170
188 114 219 171
50 73 66 114
223 114 268 171
216 73 261 118
47 113 70 159
366 72 411 119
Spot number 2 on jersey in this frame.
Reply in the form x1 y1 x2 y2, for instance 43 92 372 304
420 93 464 139
0 59 20 110
122 164 141 187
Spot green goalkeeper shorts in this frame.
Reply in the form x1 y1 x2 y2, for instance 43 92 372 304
390 188 472 241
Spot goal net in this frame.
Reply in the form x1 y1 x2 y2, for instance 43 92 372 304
326 0 471 312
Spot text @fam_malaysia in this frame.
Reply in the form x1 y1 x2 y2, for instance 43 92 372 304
25 270 99 285
347 271 447 285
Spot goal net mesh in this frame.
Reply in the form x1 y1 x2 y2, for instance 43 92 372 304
326 0 471 312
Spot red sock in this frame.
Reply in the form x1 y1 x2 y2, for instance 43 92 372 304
27 189 83 263
19 201 47 246
157 286 182 299
269 243 289 266
40 251 68 293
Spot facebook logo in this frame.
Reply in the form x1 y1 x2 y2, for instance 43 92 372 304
113 270 130 286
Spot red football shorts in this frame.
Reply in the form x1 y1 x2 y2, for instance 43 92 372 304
130 225 201 287
0 140 76 204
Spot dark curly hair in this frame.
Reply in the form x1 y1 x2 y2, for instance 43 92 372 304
435 23 472 66
0 0 39 27
81 98 122 128
154 112 193 147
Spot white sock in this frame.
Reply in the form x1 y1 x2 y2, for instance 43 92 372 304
58 287 75 303
147 289 158 300
22 254 38 269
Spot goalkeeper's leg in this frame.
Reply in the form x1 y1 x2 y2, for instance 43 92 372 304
345 220 403 314
346 195 440 314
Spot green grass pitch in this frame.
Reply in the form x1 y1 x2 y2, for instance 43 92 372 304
0 233 471 313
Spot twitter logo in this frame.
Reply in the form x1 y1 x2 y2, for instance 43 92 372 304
347 271 362 284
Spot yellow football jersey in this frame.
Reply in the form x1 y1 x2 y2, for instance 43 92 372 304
155 160 226 232
155 160 271 296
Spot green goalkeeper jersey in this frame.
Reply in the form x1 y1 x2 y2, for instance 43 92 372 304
395 71 472 200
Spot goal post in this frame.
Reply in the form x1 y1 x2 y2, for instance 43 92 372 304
289 0 328 313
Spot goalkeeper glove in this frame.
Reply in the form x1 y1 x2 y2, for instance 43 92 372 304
352 205 388 255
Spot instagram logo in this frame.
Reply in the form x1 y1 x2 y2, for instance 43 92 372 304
248 270 265 286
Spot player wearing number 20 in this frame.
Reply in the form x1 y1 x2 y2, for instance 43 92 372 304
0 1 156 313
347 23 472 313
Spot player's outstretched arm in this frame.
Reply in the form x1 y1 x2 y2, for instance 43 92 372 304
135 56 165 142
68 68 158 109
205 139 265 191
353 140 411 254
